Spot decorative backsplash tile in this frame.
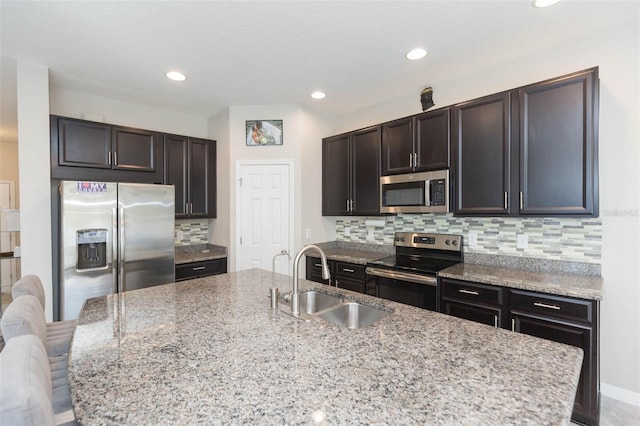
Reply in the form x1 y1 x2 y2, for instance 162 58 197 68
175 220 209 246
336 214 602 264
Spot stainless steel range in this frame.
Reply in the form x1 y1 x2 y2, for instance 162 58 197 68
366 232 463 311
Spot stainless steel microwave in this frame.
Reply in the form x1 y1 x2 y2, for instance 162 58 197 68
380 170 449 214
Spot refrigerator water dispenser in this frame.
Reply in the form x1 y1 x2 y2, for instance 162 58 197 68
76 229 108 270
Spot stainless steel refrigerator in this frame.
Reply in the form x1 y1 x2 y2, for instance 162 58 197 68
60 181 175 320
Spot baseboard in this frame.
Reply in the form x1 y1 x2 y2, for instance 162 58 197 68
601 382 640 407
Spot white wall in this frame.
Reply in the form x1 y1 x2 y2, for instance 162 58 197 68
332 18 640 403
15 60 54 320
221 105 303 271
50 87 208 138
207 108 230 250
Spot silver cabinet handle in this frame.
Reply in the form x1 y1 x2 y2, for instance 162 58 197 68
343 268 355 273
346 199 349 212
113 151 118 166
413 152 418 168
512 318 515 332
192 266 205 271
459 289 479 296
350 200 354 212
504 192 508 210
314 263 322 267
108 151 112 166
520 191 524 210
494 315 498 328
409 154 413 168
533 302 561 310
335 279 339 288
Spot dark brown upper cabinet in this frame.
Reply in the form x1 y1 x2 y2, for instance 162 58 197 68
453 67 599 217
322 126 381 216
51 116 163 184
452 92 514 216
164 135 216 218
381 108 450 175
518 69 599 216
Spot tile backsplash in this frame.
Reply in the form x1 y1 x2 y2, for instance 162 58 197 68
175 220 209 246
336 214 602 264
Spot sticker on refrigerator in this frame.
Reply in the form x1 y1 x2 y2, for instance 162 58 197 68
77 182 107 193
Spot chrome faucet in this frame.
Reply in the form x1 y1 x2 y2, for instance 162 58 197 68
291 244 331 316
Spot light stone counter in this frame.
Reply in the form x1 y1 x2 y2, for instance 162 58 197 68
69 269 583 425
439 263 602 300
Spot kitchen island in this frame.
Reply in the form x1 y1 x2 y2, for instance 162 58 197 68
69 269 583 425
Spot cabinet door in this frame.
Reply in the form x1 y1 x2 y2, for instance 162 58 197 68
442 300 502 327
453 92 513 215
381 116 414 175
322 134 351 215
415 108 450 171
351 126 381 215
112 126 159 172
511 312 595 425
188 138 216 218
164 135 189 217
519 69 598 216
57 118 111 168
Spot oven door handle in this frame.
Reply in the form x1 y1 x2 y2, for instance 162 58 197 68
366 267 437 286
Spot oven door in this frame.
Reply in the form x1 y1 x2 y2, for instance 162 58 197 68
366 267 439 311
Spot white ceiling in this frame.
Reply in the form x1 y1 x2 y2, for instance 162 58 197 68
0 0 636 121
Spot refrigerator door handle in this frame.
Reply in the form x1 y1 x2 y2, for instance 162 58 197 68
119 207 126 293
112 208 118 294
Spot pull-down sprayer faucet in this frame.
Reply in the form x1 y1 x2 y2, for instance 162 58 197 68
291 245 331 316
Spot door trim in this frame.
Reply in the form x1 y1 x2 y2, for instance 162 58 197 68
234 159 294 273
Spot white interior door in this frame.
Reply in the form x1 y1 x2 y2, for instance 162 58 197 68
237 161 293 276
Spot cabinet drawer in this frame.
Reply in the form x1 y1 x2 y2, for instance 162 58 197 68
335 262 365 280
441 278 504 306
175 258 227 282
306 256 334 285
509 289 593 324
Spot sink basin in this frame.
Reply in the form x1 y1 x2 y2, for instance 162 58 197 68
289 291 343 315
316 302 389 329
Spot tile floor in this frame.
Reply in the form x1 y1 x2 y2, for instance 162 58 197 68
599 395 640 425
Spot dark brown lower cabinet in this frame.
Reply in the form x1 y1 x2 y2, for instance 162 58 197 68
305 257 367 294
441 278 507 328
175 258 227 282
510 289 599 426
440 280 599 426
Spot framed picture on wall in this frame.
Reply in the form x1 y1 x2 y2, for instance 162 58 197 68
246 120 283 146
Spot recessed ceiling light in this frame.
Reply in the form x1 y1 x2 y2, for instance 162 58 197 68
166 71 186 81
406 48 427 60
311 91 326 99
533 0 560 7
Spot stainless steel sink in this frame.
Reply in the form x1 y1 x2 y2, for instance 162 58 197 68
288 291 343 315
316 302 389 329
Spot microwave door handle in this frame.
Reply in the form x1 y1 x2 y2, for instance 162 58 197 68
425 179 431 207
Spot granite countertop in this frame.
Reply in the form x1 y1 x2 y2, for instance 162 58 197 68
312 241 393 265
175 244 227 264
439 263 602 300
69 269 583 425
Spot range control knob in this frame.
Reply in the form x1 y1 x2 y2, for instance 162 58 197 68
452 240 458 246
445 240 451 246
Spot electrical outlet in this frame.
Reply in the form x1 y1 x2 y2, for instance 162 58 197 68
367 229 374 240
468 232 478 247
344 226 351 237
517 234 528 249
176 230 184 240
305 228 312 239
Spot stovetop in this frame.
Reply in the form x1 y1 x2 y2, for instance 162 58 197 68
368 254 460 276
367 232 464 276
